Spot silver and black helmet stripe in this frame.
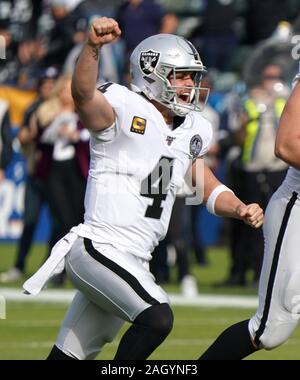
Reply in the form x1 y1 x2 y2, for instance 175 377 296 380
183 37 200 60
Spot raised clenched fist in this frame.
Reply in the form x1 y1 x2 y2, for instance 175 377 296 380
88 17 121 48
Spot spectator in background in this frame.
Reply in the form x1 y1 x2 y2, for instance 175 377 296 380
116 0 178 84
102 0 124 15
117 0 178 53
40 0 81 69
218 63 288 287
189 0 239 72
41 0 124 72
0 1 44 86
0 99 13 263
0 99 13 182
244 0 299 46
0 67 59 283
36 75 89 285
36 74 88 284
0 18 19 84
0 0 43 44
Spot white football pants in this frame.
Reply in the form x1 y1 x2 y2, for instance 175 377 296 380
249 183 300 349
55 237 169 359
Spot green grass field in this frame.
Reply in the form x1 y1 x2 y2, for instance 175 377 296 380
0 242 257 295
1 243 300 360
1 303 300 360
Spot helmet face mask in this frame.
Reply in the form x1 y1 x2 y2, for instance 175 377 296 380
130 34 209 116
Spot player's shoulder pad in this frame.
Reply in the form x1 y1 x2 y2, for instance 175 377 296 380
97 82 130 95
189 111 213 134
96 83 133 107
97 82 114 93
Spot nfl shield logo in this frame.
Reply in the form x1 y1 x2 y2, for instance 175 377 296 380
139 50 160 75
166 136 176 146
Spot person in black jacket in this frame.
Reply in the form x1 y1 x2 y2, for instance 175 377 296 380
0 99 13 181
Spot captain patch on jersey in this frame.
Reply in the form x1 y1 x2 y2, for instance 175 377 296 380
130 116 147 134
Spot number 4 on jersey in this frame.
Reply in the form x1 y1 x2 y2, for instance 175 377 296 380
140 156 174 219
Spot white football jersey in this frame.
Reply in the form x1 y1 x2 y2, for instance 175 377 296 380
76 83 213 260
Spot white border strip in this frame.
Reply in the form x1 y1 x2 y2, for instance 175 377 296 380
0 288 258 309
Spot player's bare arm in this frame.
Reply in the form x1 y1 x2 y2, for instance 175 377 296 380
71 17 121 132
275 81 300 170
192 158 263 228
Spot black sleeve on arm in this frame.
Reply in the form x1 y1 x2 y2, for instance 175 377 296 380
0 111 13 170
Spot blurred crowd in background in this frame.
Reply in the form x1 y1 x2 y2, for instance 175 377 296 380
1 0 300 295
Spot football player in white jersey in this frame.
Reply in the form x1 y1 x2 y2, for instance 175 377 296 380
199 72 300 360
38 17 263 360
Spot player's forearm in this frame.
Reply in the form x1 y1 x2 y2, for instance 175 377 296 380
71 43 101 104
201 162 247 220
72 17 121 106
205 182 263 228
214 191 246 219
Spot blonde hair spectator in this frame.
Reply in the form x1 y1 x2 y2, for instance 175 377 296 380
36 74 74 127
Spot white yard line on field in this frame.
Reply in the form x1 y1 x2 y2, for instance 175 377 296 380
0 341 54 349
3 320 61 327
0 288 258 309
0 338 214 350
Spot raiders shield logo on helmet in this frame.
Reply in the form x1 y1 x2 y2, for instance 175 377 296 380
139 50 160 75
190 134 203 159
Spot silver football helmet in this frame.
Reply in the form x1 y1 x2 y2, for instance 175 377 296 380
130 34 209 116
